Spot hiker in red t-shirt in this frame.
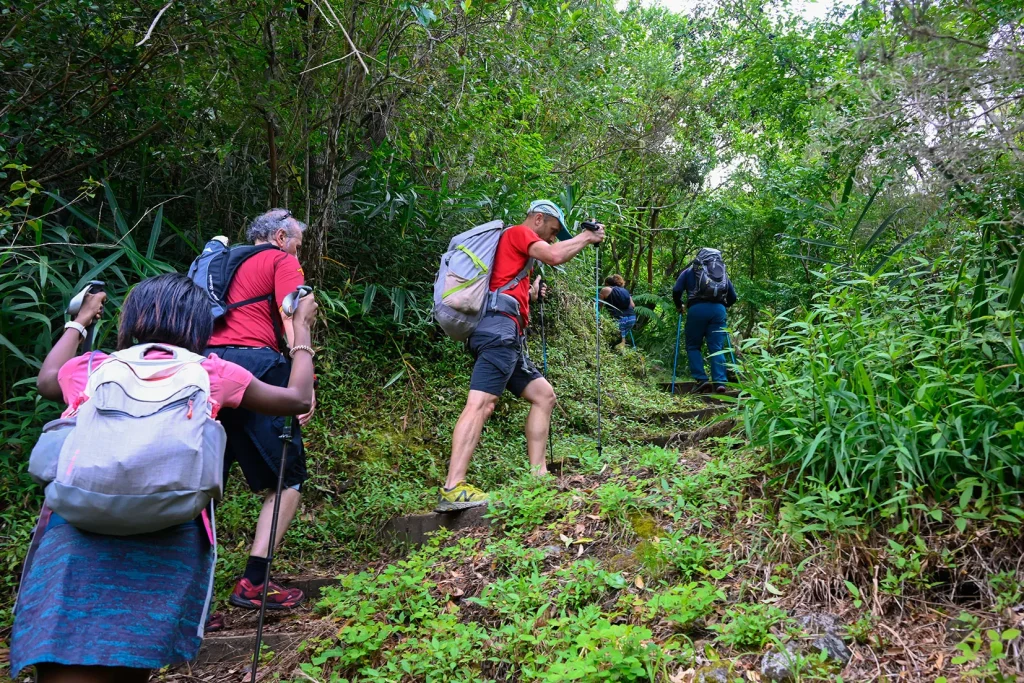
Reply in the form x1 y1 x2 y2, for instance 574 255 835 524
205 208 315 612
436 200 605 511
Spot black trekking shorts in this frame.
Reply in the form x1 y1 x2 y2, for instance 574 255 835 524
467 314 544 397
205 346 307 492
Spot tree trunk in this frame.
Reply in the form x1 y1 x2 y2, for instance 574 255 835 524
630 233 645 288
647 208 659 287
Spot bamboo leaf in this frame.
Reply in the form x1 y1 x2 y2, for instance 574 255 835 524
383 368 406 389
848 176 887 240
0 331 36 368
971 228 990 329
146 205 164 260
103 180 131 241
869 231 921 276
72 249 125 293
784 253 843 267
776 234 847 250
840 173 854 207
362 284 378 314
859 206 908 257
1007 248 1024 311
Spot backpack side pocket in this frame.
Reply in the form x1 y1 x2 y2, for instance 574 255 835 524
28 417 77 485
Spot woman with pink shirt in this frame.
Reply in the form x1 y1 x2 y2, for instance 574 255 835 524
10 273 316 683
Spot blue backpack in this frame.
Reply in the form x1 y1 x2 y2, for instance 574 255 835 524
187 238 280 319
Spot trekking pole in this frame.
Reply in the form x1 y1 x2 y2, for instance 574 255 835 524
67 280 105 352
538 272 552 465
671 313 682 395
250 415 292 683
251 285 312 683
581 220 602 459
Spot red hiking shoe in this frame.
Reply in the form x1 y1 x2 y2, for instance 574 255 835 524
228 577 304 610
206 612 226 632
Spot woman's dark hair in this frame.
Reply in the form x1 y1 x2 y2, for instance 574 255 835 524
604 274 626 288
117 273 214 354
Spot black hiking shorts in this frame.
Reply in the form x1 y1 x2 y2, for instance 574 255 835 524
205 346 307 492
468 313 544 397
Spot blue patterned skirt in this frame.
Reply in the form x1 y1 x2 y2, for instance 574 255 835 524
10 509 214 676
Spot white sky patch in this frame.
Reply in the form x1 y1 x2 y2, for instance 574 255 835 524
617 0 850 22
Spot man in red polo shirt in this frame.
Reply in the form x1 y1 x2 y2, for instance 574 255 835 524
206 208 314 610
436 200 605 511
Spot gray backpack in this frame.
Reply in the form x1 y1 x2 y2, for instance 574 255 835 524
28 344 227 535
433 220 534 341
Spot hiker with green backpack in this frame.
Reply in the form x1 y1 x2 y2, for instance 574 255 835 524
432 200 605 511
11 273 316 683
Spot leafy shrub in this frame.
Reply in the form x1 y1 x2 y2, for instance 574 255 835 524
488 475 566 535
596 482 639 523
656 531 726 581
554 559 628 610
741 254 1024 517
469 571 551 618
645 581 724 631
709 603 791 650
636 446 678 476
539 621 659 682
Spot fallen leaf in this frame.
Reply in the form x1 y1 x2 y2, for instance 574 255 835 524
764 581 783 596
586 514 601 520
577 544 584 557
572 537 594 544
559 533 572 547
635 575 645 589
670 668 694 683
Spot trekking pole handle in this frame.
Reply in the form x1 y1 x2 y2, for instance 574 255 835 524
67 280 106 317
281 285 313 317
68 281 105 352
581 219 600 232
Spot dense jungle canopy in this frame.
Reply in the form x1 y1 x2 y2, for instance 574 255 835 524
5 0 1024 680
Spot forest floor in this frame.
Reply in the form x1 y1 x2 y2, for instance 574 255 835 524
154 390 1024 683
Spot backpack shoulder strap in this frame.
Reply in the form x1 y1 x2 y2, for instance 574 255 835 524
221 244 282 311
496 258 536 295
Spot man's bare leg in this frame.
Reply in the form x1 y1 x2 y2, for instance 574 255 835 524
250 487 301 558
520 378 556 476
444 390 499 488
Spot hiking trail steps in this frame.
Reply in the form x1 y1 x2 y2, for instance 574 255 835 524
191 399 735 670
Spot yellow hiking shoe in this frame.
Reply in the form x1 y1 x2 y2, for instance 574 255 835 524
435 482 488 512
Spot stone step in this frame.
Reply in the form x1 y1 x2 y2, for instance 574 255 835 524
382 504 491 545
195 630 306 666
697 392 739 403
656 406 728 423
279 575 342 600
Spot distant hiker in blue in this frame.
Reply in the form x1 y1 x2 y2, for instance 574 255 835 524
672 248 737 393
599 274 636 348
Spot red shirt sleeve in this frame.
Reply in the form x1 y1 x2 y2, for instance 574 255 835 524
505 224 543 259
273 253 306 309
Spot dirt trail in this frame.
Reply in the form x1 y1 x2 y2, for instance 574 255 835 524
160 396 1024 683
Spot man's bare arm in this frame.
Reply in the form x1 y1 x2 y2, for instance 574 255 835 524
528 227 604 266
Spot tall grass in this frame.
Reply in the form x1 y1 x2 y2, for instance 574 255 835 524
740 250 1024 517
